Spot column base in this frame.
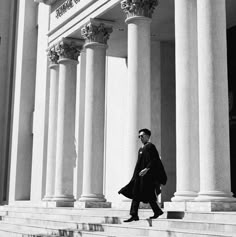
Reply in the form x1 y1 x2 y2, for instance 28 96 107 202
77 194 111 208
42 195 54 201
187 201 236 212
171 191 198 202
164 201 236 212
50 195 75 207
195 191 235 202
47 201 74 207
79 194 107 202
75 201 111 208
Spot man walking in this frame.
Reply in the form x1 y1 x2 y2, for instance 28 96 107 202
118 128 167 222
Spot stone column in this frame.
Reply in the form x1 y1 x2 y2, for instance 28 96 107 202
0 0 17 203
196 0 234 202
9 0 38 202
78 19 112 207
43 47 59 201
52 38 83 207
30 2 50 204
120 0 158 182
73 51 86 200
171 0 199 202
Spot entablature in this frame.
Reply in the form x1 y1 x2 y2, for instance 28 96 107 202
34 0 58 5
35 0 118 46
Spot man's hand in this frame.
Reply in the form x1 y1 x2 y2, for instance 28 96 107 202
139 168 149 176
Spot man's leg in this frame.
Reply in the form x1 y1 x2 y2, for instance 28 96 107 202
130 199 140 217
124 199 140 222
149 201 163 219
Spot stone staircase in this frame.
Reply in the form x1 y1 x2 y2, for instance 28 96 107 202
0 206 236 236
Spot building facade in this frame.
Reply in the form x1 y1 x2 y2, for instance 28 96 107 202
0 0 236 211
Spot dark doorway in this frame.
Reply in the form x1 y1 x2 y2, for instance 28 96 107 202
227 26 236 197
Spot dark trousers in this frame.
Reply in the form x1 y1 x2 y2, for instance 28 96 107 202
130 199 162 217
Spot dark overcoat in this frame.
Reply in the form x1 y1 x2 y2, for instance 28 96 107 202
118 142 167 203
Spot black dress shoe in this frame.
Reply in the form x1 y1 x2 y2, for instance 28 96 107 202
150 210 163 219
123 216 139 222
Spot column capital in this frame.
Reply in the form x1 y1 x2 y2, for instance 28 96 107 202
81 19 113 45
121 0 158 18
47 46 59 64
55 38 84 61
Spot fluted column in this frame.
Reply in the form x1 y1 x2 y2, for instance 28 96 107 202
196 0 234 202
73 51 86 200
121 0 157 181
44 47 59 201
171 0 199 202
52 38 83 207
78 19 112 206
9 0 38 202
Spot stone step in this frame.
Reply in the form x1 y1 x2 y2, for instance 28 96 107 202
79 230 146 237
0 207 168 223
101 223 236 237
182 211 236 223
5 211 122 224
4 209 236 228
3 215 236 237
123 217 236 232
0 224 58 237
4 212 236 233
0 206 155 217
0 221 76 236
0 222 236 237
1 215 148 228
2 216 79 229
2 206 236 236
3 206 236 224
0 211 7 218
0 218 105 232
0 227 29 237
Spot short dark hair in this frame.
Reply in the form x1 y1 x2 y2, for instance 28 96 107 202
139 128 151 136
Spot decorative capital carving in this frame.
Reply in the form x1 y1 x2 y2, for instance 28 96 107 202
47 46 59 64
55 38 84 61
81 19 113 45
34 0 57 5
121 0 158 18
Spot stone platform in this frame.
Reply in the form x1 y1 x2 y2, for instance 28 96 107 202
164 201 236 212
0 205 236 236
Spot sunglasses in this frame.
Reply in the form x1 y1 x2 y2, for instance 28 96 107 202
138 134 145 139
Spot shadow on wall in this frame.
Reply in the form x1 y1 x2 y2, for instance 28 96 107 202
160 41 176 203
227 25 236 198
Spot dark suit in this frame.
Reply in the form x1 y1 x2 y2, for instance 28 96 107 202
118 142 167 217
